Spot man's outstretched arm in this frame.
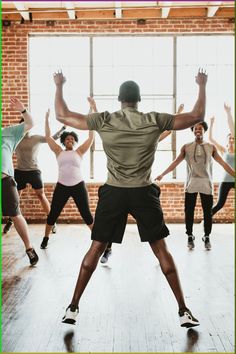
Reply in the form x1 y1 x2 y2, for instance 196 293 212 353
172 69 207 130
10 97 34 133
54 71 89 130
224 103 234 137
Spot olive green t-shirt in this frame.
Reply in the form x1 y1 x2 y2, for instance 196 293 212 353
87 107 174 187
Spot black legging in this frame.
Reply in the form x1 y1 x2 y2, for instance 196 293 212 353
47 181 93 226
185 192 213 236
212 182 235 216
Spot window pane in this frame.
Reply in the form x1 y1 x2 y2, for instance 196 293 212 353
176 35 234 181
93 151 108 182
29 36 90 182
93 36 173 95
151 151 173 181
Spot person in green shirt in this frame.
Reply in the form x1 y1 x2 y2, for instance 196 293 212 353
100 103 185 264
2 97 39 266
53 69 207 328
3 114 66 235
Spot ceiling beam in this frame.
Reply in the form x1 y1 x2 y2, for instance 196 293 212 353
207 1 221 17
115 1 122 19
159 1 172 18
64 2 76 19
12 1 29 21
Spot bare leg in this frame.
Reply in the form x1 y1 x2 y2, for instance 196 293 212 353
44 223 53 238
34 188 50 215
11 214 32 250
149 238 186 310
70 240 108 308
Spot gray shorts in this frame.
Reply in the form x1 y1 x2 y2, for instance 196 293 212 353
2 176 21 217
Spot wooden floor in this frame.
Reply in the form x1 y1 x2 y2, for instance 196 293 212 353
2 223 234 353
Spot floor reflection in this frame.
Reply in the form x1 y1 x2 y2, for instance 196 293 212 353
64 330 75 352
184 328 199 352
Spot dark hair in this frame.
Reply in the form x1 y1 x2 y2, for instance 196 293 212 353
60 131 79 146
118 80 141 103
19 118 24 123
191 121 208 132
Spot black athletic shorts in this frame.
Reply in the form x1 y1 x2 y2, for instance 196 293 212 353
14 169 43 190
2 176 21 217
91 183 169 244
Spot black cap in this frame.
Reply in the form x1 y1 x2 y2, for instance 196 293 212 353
118 81 141 103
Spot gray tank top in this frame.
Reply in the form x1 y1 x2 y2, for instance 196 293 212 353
222 152 234 182
184 141 213 195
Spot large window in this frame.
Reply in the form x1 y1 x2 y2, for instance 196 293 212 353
29 34 234 183
176 35 234 181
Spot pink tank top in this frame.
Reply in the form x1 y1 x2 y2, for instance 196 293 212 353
57 150 83 186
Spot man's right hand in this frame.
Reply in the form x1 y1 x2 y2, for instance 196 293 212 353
10 97 25 112
195 68 207 86
224 103 231 113
45 109 50 120
210 116 215 125
53 71 66 86
155 174 163 182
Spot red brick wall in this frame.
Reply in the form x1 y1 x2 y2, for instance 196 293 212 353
2 17 234 223
6 182 233 224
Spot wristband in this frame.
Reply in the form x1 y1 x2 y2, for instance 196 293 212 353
21 109 27 114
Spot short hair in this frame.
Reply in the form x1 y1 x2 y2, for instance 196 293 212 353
118 81 141 103
60 131 79 146
19 118 24 123
191 121 208 132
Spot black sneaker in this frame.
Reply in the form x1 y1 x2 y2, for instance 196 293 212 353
187 235 195 250
3 218 13 234
40 236 49 249
100 248 112 264
179 308 200 328
51 224 57 234
62 305 79 325
26 248 39 266
202 236 211 250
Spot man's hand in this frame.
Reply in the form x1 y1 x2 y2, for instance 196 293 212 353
87 96 98 113
10 97 25 112
45 108 50 120
45 109 50 122
210 116 215 126
53 71 66 86
177 103 184 114
155 174 163 182
224 103 231 113
195 68 208 86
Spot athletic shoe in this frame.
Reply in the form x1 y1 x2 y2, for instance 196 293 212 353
202 236 211 250
179 308 200 328
51 224 57 234
40 236 49 249
62 305 79 325
26 248 39 266
100 248 112 264
3 218 13 234
187 235 195 250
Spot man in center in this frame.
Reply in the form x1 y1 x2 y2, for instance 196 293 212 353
53 69 207 328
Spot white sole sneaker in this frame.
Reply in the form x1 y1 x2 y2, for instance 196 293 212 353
202 237 211 250
187 236 195 250
179 310 200 328
100 250 112 264
62 306 79 325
